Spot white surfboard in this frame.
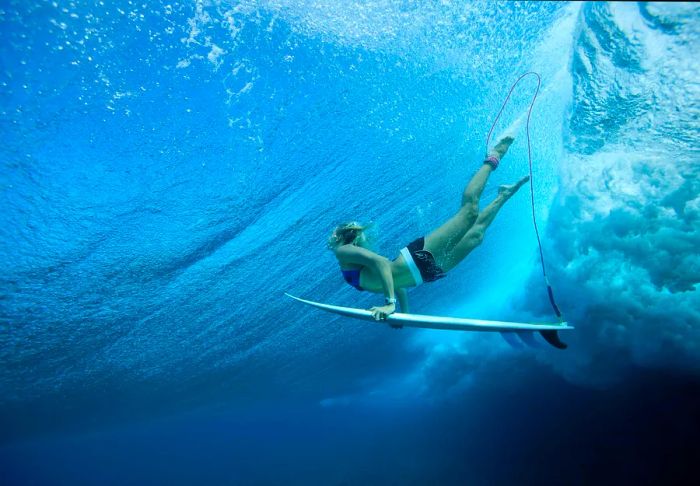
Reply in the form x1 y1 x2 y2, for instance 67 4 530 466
285 293 573 333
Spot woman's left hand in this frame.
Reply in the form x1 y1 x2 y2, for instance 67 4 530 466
369 303 396 321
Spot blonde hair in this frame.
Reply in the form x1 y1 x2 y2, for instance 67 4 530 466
328 221 366 249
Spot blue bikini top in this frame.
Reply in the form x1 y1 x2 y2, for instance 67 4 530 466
341 268 364 291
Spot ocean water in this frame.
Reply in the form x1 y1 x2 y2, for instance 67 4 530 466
1 1 699 485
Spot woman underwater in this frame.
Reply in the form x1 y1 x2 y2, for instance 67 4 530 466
329 135 529 321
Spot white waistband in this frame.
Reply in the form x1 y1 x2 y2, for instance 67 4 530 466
400 247 423 286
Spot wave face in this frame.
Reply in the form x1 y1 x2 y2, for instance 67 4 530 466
0 2 699 480
0 0 570 439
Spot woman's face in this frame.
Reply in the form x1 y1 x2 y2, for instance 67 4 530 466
354 231 367 247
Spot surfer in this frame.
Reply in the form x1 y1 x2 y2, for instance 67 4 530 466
329 135 529 321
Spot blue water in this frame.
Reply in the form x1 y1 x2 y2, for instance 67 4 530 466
1 1 699 484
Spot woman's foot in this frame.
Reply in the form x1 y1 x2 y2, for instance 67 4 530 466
490 135 515 160
498 175 530 198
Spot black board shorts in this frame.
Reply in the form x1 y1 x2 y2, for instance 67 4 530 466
400 237 446 285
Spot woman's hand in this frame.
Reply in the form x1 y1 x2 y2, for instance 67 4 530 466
369 303 396 321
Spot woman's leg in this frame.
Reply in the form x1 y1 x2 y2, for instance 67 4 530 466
440 175 530 273
461 136 514 206
424 136 514 264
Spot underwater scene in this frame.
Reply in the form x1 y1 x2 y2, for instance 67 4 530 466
1 1 699 484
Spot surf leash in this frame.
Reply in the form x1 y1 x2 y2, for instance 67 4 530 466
486 72 567 349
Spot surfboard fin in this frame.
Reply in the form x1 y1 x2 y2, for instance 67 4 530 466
500 332 525 349
539 330 567 349
517 331 542 348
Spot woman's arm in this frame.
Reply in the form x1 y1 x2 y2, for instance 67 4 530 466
335 245 396 320
396 288 409 313
368 258 396 321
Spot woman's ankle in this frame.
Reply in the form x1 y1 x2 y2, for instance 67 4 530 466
484 155 499 170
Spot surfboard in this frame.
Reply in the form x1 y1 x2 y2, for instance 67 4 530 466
285 293 573 333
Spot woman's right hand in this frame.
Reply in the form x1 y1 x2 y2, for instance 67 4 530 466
369 303 396 321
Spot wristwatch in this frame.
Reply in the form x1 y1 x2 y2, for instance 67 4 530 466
385 297 397 305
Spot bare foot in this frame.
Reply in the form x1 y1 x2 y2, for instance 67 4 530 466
490 135 515 160
498 175 530 198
